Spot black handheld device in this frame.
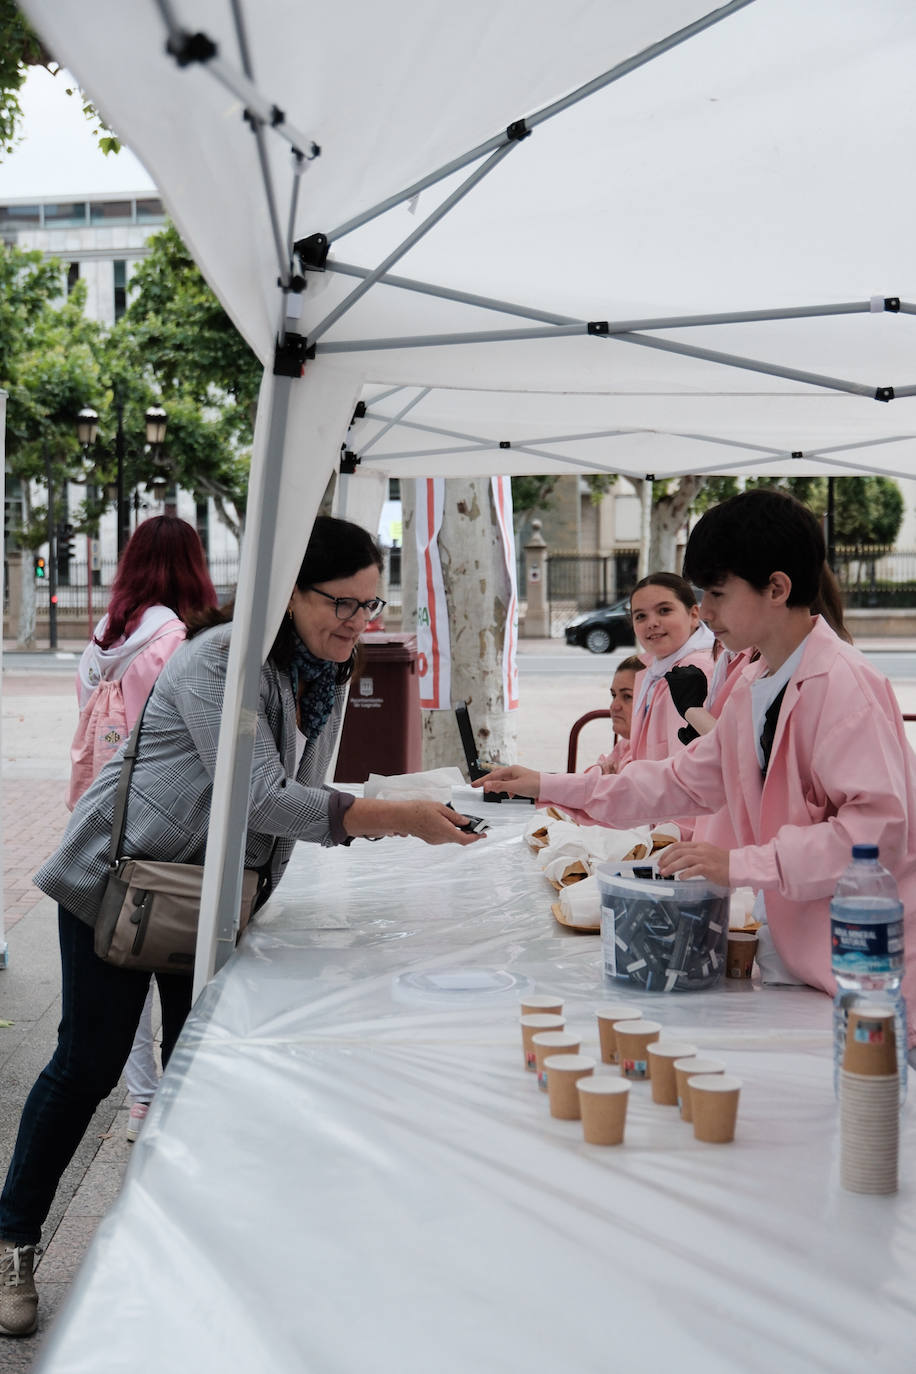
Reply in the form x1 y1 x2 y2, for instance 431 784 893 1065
454 700 533 804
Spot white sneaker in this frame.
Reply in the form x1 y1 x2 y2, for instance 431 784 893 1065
0 1239 39 1337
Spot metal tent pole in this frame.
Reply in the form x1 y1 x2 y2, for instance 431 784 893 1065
192 363 294 996
307 143 516 345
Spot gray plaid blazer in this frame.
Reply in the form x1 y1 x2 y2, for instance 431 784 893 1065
35 624 350 926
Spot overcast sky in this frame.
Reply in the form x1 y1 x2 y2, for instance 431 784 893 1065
0 65 155 199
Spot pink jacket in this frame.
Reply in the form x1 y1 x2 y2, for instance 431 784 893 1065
694 649 764 847
629 645 715 762
629 645 714 840
586 737 631 775
540 617 916 1043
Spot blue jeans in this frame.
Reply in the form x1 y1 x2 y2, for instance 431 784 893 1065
0 907 192 1245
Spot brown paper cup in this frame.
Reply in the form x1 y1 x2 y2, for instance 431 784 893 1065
690 1074 742 1143
532 1031 581 1091
843 1005 897 1077
519 994 565 1016
520 1014 565 1069
615 1019 663 1080
578 1078 630 1144
595 1004 644 1064
674 1057 725 1121
726 931 758 980
647 1040 699 1105
545 1054 596 1119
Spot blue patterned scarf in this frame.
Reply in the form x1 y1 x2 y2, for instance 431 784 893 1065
288 632 339 740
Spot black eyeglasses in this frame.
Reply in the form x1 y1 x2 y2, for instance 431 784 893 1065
306 586 387 621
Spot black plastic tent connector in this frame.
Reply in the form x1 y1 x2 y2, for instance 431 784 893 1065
351 401 368 424
340 449 361 475
273 332 310 378
294 233 331 271
166 31 217 67
499 440 511 449
875 386 895 402
506 119 531 142
588 321 609 335
791 451 804 459
885 297 901 312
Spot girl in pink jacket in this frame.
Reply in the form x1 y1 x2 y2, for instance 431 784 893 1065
476 489 916 1050
628 573 715 763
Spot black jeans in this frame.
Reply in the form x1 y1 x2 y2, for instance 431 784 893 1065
0 906 192 1245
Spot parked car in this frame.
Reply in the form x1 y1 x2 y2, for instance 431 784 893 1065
564 596 636 654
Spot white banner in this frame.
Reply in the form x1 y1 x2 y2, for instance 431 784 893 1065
491 475 519 711
415 477 451 709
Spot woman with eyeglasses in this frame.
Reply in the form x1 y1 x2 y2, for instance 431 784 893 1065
0 515 481 1338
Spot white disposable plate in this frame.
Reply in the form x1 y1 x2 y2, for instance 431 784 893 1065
393 967 534 1006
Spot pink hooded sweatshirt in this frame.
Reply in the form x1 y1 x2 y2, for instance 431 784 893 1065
539 617 916 1044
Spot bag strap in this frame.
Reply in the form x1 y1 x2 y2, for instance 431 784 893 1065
106 699 148 868
105 689 280 888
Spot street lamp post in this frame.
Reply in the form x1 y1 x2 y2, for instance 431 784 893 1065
76 401 168 557
43 440 58 651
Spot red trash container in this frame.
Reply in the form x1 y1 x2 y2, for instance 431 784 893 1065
333 632 423 783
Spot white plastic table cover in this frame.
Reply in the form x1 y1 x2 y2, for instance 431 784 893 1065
36 792 915 1373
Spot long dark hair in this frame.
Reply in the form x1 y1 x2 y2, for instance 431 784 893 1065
270 515 384 683
629 571 698 614
96 516 217 649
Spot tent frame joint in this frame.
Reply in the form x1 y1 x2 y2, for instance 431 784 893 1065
875 386 895 402
506 118 531 142
588 320 610 336
340 449 361 475
165 29 217 67
885 297 901 313
273 332 310 378
294 233 331 272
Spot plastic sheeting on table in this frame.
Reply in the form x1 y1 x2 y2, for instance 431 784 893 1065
36 811 916 1374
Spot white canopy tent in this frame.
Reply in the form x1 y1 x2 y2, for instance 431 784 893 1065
19 0 916 989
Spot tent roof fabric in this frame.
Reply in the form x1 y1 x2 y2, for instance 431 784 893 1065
20 0 916 985
21 0 916 479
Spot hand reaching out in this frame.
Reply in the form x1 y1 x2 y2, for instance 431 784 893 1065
470 765 541 799
656 840 730 887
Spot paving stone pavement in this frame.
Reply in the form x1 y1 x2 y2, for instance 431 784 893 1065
1 666 138 1371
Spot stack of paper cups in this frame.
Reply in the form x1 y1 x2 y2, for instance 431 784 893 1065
839 1004 898 1195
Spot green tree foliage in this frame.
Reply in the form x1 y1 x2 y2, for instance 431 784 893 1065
0 0 44 157
510 475 559 527
1 243 103 548
0 0 119 158
116 223 261 531
692 474 902 546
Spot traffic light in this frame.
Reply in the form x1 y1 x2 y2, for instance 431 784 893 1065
34 555 47 579
58 522 76 559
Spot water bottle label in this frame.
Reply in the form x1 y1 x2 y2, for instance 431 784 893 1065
831 917 904 974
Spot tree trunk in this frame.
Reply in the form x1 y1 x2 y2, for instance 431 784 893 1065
649 476 706 572
638 478 652 579
402 479 518 772
17 489 37 648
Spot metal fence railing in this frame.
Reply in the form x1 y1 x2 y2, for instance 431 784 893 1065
834 547 916 607
546 549 639 635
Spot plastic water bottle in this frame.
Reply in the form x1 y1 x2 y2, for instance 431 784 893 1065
830 844 907 1107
